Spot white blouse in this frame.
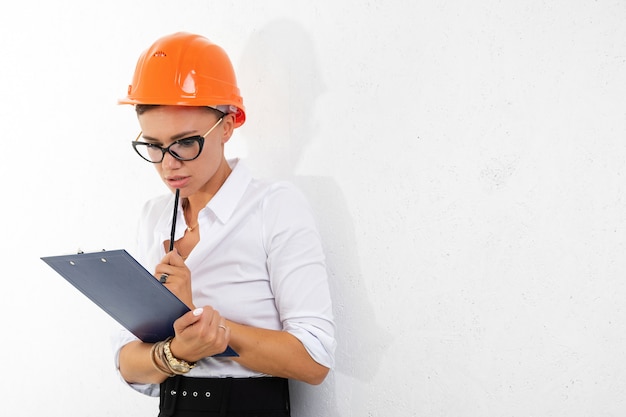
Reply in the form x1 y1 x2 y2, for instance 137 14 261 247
112 159 335 396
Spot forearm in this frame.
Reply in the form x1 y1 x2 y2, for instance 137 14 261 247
226 320 329 385
119 340 171 385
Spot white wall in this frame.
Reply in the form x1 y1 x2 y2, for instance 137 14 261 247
3 1 626 415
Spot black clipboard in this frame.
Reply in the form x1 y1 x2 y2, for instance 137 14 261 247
41 249 237 357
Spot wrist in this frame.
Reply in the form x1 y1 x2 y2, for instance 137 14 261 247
169 337 195 363
150 337 196 376
163 337 196 374
150 341 174 377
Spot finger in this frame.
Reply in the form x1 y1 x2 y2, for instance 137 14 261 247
154 254 174 279
154 257 184 280
163 248 185 267
154 265 175 282
217 317 228 332
173 307 204 332
197 309 223 338
219 322 231 353
155 262 176 277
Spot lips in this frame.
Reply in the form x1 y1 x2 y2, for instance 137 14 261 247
165 175 190 188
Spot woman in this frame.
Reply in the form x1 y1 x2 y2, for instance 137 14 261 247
113 32 335 417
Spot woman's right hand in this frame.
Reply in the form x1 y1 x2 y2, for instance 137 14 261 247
154 249 194 309
169 306 231 362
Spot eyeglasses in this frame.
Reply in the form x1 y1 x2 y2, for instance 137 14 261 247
131 117 223 163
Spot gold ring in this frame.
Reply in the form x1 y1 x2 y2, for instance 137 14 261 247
218 324 227 330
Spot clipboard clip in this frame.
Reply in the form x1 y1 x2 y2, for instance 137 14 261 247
76 248 107 254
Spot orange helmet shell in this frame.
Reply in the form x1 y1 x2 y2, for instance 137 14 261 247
119 32 245 127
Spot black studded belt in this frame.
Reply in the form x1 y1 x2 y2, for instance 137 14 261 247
158 375 290 417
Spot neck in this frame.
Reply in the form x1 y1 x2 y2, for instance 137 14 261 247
183 158 232 224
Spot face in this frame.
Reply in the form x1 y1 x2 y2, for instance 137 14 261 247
136 106 234 199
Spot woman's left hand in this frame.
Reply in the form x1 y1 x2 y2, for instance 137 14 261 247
170 306 231 362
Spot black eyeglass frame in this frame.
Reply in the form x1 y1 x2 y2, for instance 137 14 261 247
131 117 223 163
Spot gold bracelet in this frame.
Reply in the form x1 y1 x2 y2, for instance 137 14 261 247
150 341 175 377
157 344 175 375
162 337 196 375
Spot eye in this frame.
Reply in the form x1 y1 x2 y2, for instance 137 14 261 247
177 137 199 147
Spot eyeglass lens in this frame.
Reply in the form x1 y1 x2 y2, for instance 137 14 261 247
134 137 203 163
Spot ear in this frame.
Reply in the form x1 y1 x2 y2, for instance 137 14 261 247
220 113 236 144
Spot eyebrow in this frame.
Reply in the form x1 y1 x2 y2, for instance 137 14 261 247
140 130 201 144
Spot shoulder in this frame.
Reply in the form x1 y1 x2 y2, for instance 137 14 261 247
253 180 311 210
141 193 171 213
138 193 173 225
256 180 318 230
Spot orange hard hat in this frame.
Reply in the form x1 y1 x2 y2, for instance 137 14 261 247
119 32 246 128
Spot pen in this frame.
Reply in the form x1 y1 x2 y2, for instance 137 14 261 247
169 188 180 252
160 189 180 284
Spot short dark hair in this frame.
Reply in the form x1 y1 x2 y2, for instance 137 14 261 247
135 105 226 118
134 104 159 115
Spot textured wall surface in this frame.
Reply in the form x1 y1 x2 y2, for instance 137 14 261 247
3 1 626 416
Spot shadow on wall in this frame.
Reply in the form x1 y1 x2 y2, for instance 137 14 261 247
239 19 390 416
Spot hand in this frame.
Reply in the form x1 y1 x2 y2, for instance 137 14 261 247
170 307 231 362
154 249 194 308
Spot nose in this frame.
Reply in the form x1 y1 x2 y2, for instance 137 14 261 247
161 151 182 169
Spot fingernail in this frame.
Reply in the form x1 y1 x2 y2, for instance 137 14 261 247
193 307 204 316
